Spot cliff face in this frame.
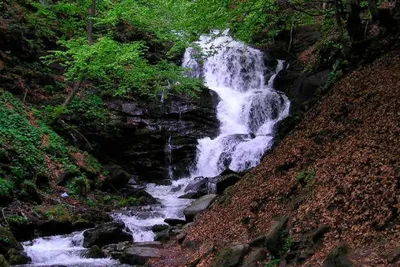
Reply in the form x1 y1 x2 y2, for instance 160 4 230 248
158 50 400 267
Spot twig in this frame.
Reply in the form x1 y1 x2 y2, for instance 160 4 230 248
23 88 28 103
59 119 94 151
2 208 9 226
287 22 295 59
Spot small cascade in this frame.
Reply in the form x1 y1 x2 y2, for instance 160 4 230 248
22 232 119 266
165 136 173 179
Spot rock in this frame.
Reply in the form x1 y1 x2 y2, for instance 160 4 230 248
0 255 8 267
264 217 289 257
7 248 31 265
164 218 186 226
387 248 400 263
209 172 240 195
322 244 353 267
152 224 169 232
154 230 170 242
72 219 95 231
86 245 105 259
0 227 22 255
57 169 79 186
312 226 330 244
176 232 187 244
19 181 42 204
102 165 131 191
102 241 131 259
119 245 167 265
83 222 132 248
212 244 249 267
242 248 268 267
183 194 217 222
181 177 208 199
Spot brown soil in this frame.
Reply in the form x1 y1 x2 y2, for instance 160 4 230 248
157 50 400 266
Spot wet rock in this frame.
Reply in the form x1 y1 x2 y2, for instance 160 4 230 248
102 241 131 259
212 244 249 267
119 245 167 265
152 224 169 232
101 165 131 191
154 230 170 242
183 194 217 222
164 218 186 226
209 171 240 195
0 227 22 255
322 244 353 267
83 222 132 248
37 220 73 236
0 255 8 267
7 248 31 265
242 248 268 267
72 219 95 231
86 245 105 259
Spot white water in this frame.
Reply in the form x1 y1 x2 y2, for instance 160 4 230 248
21 31 289 266
21 232 119 266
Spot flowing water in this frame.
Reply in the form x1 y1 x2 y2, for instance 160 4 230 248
20 31 289 266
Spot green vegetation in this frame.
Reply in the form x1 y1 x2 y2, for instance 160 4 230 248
0 178 14 201
296 168 316 185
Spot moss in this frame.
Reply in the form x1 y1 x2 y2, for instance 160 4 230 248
0 255 8 267
0 227 22 255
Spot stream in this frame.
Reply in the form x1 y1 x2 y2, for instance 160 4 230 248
20 31 290 266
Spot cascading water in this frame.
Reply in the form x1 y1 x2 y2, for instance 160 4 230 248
187 31 290 177
21 31 289 266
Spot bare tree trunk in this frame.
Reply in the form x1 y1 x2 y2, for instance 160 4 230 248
367 0 379 21
347 0 363 42
87 0 96 45
63 80 82 107
333 0 344 35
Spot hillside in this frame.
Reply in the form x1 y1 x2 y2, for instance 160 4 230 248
156 50 400 266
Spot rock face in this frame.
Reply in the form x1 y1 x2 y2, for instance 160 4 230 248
119 245 167 265
184 194 217 222
83 222 132 248
89 90 218 182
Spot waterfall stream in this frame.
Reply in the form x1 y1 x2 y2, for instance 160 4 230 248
20 31 289 266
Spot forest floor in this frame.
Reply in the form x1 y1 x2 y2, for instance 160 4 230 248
155 49 400 266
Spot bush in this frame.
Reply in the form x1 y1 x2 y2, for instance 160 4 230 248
0 178 14 202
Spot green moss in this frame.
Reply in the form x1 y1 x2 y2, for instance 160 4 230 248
0 178 14 202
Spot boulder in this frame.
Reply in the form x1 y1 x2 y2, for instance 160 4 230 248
7 249 31 265
242 248 268 267
0 255 8 267
86 245 105 259
101 165 131 191
181 177 208 199
0 227 22 255
209 172 240 195
119 245 167 265
183 194 217 222
164 218 186 226
152 224 169 232
154 230 170 242
212 244 249 267
83 222 132 248
322 244 353 267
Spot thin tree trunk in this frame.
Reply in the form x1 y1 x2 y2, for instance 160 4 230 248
63 80 83 107
367 0 379 21
334 0 344 35
87 0 96 45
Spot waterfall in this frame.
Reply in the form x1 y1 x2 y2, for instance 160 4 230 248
22 32 290 264
184 31 290 177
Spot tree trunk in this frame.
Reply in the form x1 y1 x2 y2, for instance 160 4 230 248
367 0 379 21
87 0 96 45
63 80 83 107
347 0 363 42
333 0 344 35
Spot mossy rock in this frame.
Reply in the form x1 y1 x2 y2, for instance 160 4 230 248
0 255 8 267
87 245 105 259
212 244 249 267
0 227 22 255
7 249 31 265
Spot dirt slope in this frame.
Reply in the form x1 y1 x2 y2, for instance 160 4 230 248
158 50 400 266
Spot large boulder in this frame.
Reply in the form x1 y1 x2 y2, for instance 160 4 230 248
180 177 208 199
212 244 249 267
101 165 131 191
119 245 167 265
7 249 31 265
183 194 217 222
0 227 22 255
83 222 132 248
209 171 240 195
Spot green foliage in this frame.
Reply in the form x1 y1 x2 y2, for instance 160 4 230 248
43 37 202 98
0 178 14 200
6 215 28 225
296 168 316 185
265 258 280 267
86 198 96 207
117 196 142 207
